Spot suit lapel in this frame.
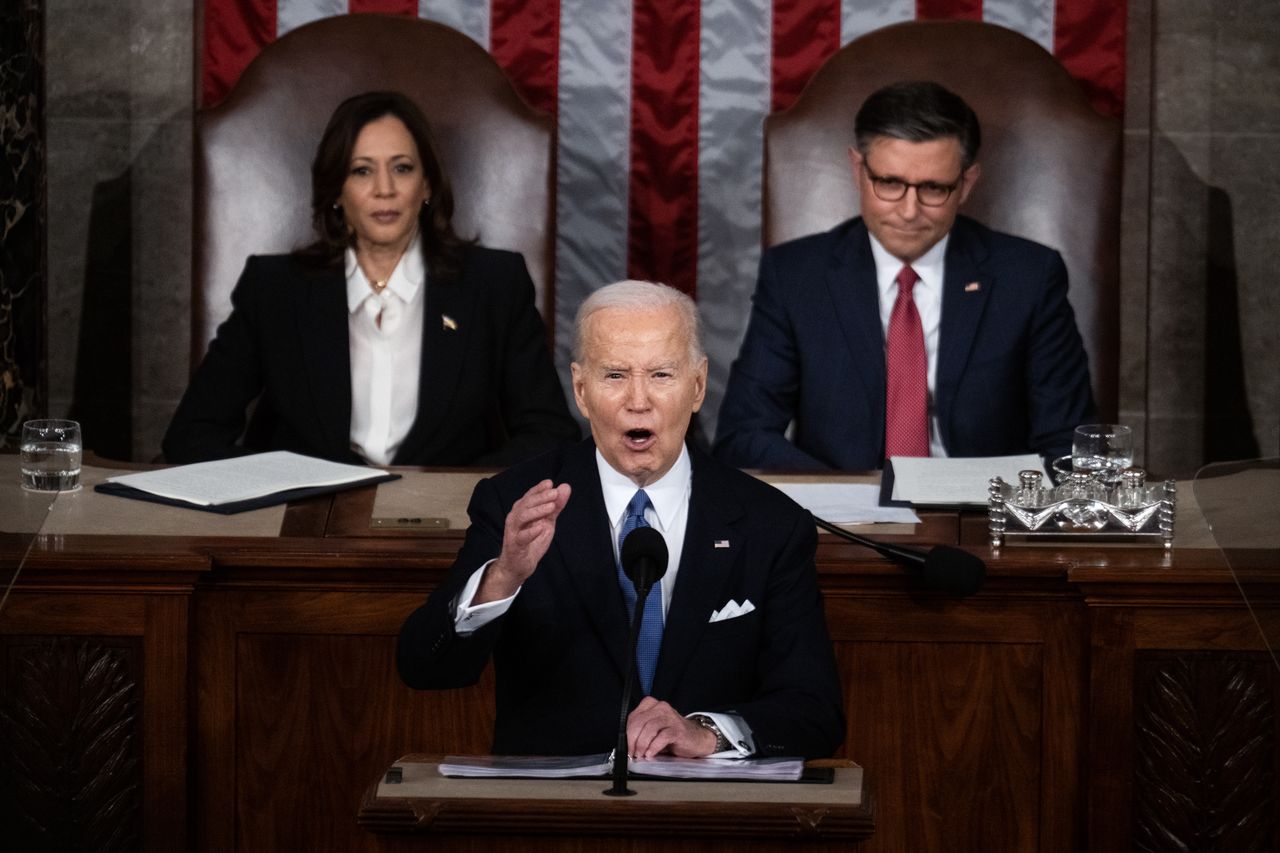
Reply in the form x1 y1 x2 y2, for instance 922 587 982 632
651 450 744 699
550 442 631 680
937 218 993 430
395 272 471 462
296 267 354 458
827 223 886 395
825 221 886 449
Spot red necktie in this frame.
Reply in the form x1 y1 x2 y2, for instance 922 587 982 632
884 265 930 459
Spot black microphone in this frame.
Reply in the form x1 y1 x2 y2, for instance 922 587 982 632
605 526 669 797
812 514 985 597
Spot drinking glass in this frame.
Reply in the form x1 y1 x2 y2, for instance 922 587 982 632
1071 424 1134 478
20 419 83 492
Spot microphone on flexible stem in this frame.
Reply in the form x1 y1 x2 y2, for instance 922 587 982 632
604 525 669 797
812 514 986 597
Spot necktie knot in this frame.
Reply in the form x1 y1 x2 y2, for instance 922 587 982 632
624 489 652 526
895 265 919 297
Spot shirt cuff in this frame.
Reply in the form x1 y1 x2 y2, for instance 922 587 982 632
688 711 755 757
452 559 519 636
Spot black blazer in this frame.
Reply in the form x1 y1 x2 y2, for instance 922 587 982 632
714 216 1096 470
396 439 846 758
163 245 579 466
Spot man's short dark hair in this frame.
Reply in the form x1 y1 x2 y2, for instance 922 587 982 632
854 81 981 168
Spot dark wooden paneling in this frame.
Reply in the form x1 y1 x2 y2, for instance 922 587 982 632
0 635 143 852
196 590 493 853
1133 652 1278 851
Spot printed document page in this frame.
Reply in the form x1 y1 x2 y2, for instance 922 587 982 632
890 454 1047 505
104 451 387 507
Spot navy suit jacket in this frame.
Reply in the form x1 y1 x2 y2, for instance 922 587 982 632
163 245 579 467
396 439 845 758
714 216 1095 470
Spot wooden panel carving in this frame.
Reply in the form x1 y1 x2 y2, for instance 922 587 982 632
1134 652 1277 851
0 636 143 852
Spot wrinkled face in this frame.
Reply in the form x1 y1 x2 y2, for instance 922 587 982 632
572 305 707 487
848 135 979 264
339 114 430 255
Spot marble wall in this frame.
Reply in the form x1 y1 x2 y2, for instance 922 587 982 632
35 2 1280 470
0 0 45 447
1122 0 1280 473
44 0 191 460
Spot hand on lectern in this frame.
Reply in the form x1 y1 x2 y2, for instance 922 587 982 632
626 697 718 759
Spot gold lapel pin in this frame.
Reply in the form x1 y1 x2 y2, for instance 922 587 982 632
442 315 458 331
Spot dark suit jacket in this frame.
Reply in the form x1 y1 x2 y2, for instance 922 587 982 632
163 245 579 467
713 216 1096 470
396 439 845 758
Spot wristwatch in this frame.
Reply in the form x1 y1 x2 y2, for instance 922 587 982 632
689 714 731 753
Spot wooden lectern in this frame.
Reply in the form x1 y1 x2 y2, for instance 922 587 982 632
357 755 875 850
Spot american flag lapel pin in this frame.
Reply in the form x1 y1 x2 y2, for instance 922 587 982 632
441 314 458 331
714 539 730 549
964 281 981 293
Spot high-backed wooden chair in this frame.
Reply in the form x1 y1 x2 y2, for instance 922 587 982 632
765 20 1120 419
193 15 554 365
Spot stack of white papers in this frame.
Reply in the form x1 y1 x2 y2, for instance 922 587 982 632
890 454 1048 506
101 451 391 510
438 753 805 782
771 483 919 524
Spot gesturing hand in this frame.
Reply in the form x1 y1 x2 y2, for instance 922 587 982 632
474 479 571 604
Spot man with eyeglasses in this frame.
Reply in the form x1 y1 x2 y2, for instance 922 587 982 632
714 80 1094 470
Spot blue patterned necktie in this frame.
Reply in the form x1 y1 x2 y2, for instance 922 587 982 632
616 489 664 695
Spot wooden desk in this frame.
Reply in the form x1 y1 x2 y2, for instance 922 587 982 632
356 756 872 850
1 461 1276 853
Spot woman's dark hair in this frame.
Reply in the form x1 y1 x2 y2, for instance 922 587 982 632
854 81 981 169
300 90 471 279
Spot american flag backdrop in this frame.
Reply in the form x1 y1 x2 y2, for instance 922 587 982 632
201 0 1126 435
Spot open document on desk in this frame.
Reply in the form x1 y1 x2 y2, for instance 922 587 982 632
889 454 1048 506
95 450 398 514
438 753 808 782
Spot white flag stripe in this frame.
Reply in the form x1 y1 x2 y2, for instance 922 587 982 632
842 0 915 45
419 0 489 50
983 0 1054 52
697 0 772 439
277 0 344 37
554 0 634 379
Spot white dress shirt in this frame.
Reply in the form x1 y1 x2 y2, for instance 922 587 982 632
868 232 950 457
451 445 752 755
345 234 425 465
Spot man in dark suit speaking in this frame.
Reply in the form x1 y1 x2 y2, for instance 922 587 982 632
397 280 844 759
714 81 1095 471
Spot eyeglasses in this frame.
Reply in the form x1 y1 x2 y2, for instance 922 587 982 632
862 161 965 207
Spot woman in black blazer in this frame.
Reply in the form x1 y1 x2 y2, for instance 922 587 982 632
164 91 578 467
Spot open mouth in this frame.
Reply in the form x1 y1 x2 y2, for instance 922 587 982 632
372 211 401 223
624 429 655 450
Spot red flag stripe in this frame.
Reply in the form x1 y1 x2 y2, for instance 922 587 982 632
490 0 561 116
917 0 983 19
771 0 841 113
1054 0 1126 116
349 0 416 14
201 0 275 107
627 0 701 295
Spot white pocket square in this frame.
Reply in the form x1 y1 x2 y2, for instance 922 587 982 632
709 599 755 623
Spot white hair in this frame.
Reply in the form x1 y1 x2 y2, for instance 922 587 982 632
572 280 706 364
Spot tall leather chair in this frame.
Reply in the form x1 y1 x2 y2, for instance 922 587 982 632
764 20 1120 420
194 15 554 365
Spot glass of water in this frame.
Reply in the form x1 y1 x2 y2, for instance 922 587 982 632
20 419 83 492
1071 424 1134 479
